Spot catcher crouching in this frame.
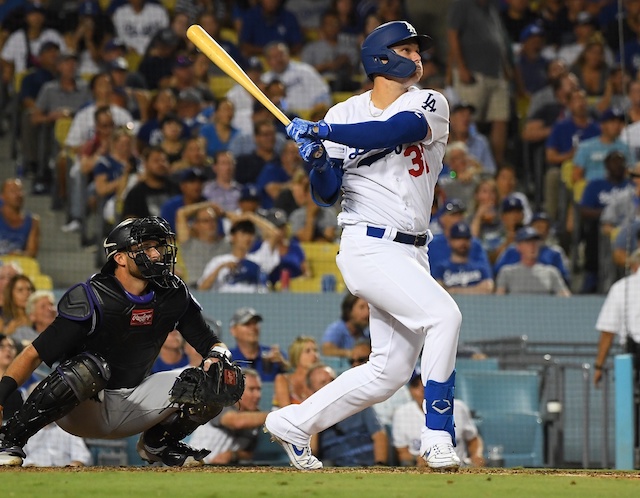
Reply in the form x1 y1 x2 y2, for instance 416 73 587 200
0 216 244 467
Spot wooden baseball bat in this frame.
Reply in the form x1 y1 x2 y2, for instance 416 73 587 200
187 24 291 127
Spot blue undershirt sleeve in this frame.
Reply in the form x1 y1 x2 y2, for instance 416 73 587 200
309 159 344 207
325 111 428 149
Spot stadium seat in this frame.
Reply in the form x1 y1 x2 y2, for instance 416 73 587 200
0 255 41 276
32 274 53 291
54 116 73 148
299 242 344 292
219 27 239 45
331 92 354 104
455 357 499 372
456 370 543 467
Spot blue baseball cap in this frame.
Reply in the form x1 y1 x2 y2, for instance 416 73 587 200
78 0 99 16
178 167 206 183
520 23 544 43
516 226 542 242
502 195 524 212
240 184 260 202
599 108 625 123
450 221 472 239
531 212 550 224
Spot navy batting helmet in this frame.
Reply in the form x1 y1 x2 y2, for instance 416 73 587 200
102 216 178 288
361 21 431 80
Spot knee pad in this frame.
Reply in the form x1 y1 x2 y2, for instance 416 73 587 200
58 352 111 401
2 352 111 447
424 370 456 446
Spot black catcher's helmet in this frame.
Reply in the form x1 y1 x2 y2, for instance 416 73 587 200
102 216 178 288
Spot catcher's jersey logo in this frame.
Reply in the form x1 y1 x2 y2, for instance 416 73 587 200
130 308 154 326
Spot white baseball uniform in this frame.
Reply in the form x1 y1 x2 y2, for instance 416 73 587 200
267 87 462 454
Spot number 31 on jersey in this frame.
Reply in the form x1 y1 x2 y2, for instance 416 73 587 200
405 144 429 178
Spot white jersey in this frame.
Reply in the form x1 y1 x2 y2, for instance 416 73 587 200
324 87 449 234
595 270 640 343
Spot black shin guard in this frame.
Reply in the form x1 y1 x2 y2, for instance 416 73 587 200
143 403 223 449
0 352 110 447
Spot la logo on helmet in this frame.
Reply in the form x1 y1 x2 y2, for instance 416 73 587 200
402 21 417 37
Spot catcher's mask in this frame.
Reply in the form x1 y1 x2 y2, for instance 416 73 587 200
102 216 178 288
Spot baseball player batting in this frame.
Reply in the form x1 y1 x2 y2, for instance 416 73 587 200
0 217 244 467
265 21 462 470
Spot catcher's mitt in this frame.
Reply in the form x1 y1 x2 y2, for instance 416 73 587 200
169 354 245 407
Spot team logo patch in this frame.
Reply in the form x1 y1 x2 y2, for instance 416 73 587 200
224 369 237 386
130 309 154 326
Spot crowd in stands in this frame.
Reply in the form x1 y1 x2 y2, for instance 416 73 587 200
0 0 639 467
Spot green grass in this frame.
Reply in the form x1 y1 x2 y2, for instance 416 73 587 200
2 468 639 498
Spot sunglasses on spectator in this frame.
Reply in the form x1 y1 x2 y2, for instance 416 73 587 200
350 356 369 366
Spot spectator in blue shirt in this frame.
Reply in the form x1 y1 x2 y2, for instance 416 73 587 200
432 222 494 295
515 23 550 98
573 108 632 183
199 98 240 158
321 292 370 359
227 307 289 382
151 330 189 373
160 167 207 230
239 0 304 58
429 198 492 271
448 101 497 175
580 151 633 292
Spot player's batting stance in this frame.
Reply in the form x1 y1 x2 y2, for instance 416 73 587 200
0 217 244 467
265 21 462 470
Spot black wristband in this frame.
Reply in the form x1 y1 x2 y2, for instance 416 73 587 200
0 376 18 406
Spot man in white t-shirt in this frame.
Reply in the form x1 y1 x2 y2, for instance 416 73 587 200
392 370 485 467
593 249 640 385
112 0 169 55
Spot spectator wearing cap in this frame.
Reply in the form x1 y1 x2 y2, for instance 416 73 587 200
602 162 640 236
235 120 282 186
301 10 360 93
18 41 59 183
71 0 115 78
137 28 180 90
199 98 240 158
239 0 304 58
500 0 541 46
226 307 289 381
249 207 307 286
203 151 241 213
197 219 268 294
160 167 207 230
262 41 331 116
439 141 482 209
256 140 302 210
176 88 208 136
494 212 570 284
491 194 527 263
0 2 67 83
431 222 494 295
108 57 147 119
121 146 179 219
237 184 262 215
427 198 491 271
579 150 633 292
112 0 169 56
572 108 632 188
448 101 496 175
289 169 338 243
515 23 550 98
100 37 127 69
496 227 571 296
168 54 215 104
551 12 615 68
228 56 266 135
174 200 230 285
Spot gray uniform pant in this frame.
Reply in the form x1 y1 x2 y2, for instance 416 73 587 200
56 369 181 439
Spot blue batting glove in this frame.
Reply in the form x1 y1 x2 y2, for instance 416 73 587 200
297 138 327 169
286 118 331 141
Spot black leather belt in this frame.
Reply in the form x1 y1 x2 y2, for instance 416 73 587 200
366 226 428 247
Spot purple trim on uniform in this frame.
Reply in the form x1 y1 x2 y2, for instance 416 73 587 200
124 289 155 304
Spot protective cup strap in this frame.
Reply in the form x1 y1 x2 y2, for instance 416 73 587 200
424 370 456 446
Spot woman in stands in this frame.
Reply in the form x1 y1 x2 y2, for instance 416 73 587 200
1 275 35 336
273 336 319 408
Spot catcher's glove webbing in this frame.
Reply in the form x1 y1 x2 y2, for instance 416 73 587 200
169 349 245 407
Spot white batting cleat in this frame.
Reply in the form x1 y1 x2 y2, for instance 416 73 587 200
423 442 461 471
0 446 25 466
263 425 323 470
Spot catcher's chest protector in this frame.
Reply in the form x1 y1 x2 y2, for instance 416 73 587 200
81 274 190 389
